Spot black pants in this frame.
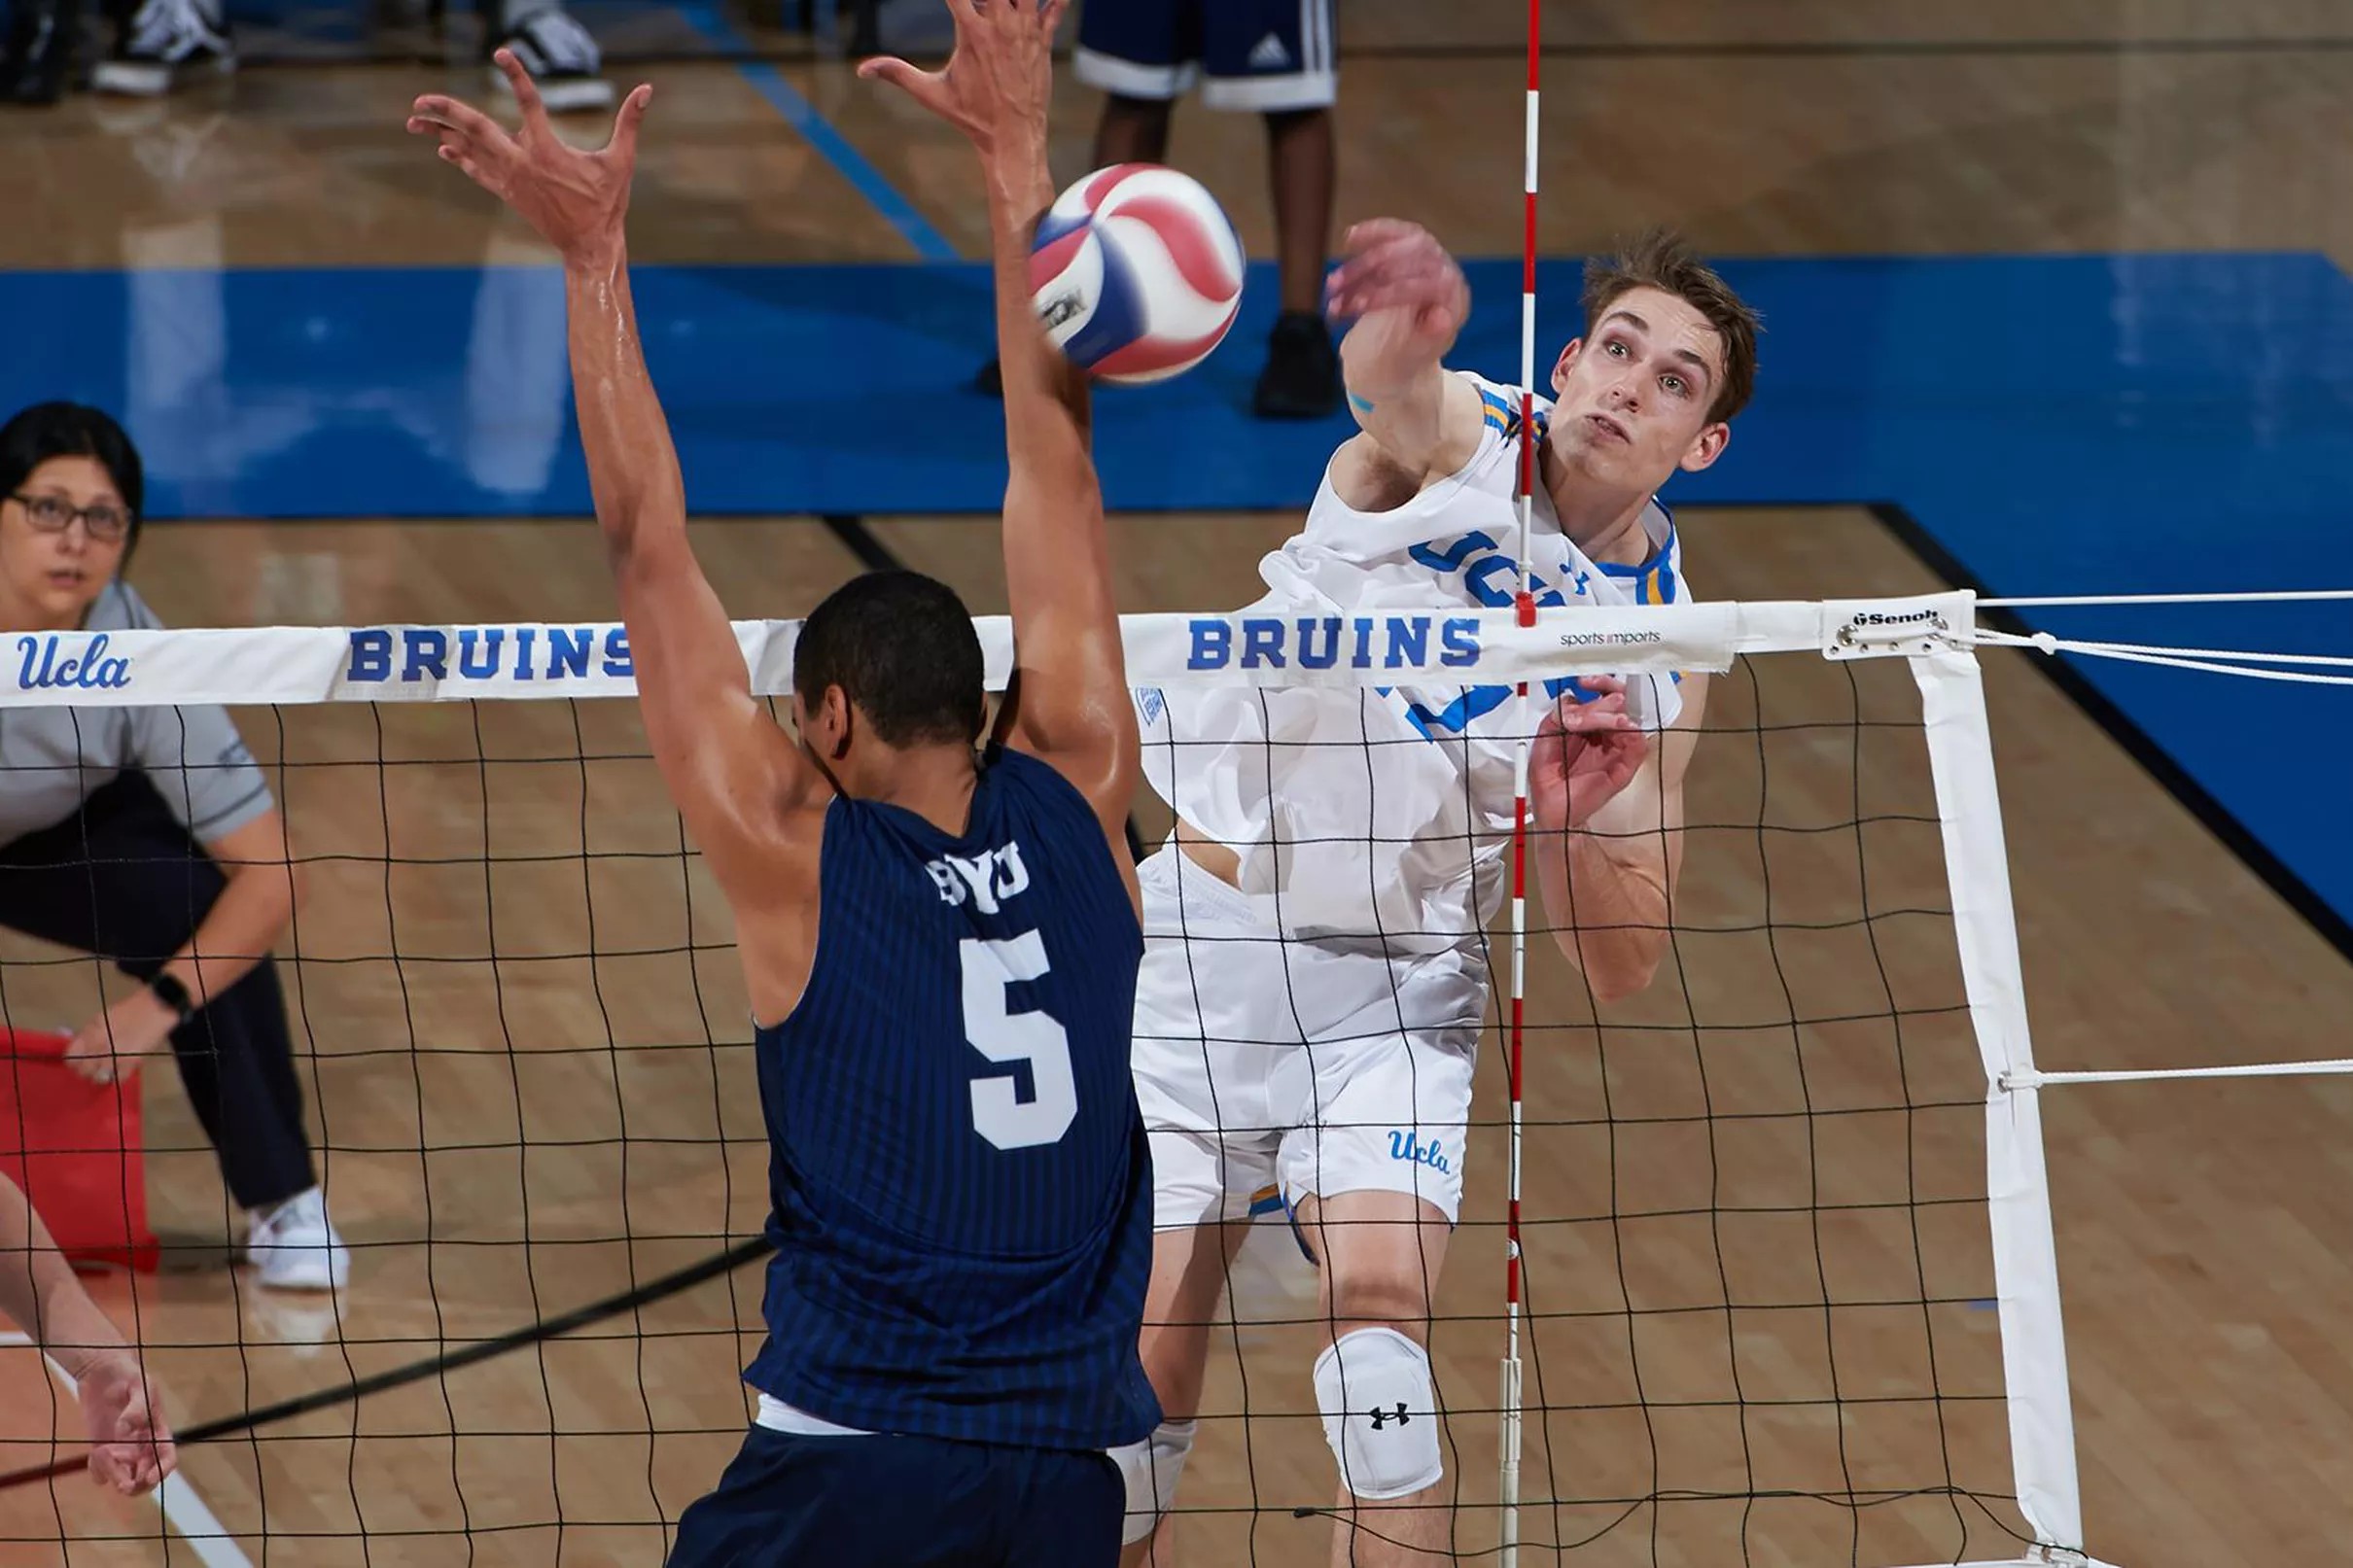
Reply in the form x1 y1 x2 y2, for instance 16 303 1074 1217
0 774 315 1212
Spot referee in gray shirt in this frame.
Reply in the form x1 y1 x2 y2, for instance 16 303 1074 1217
0 403 345 1291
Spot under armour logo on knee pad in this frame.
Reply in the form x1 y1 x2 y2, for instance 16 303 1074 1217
1366 1402 1411 1429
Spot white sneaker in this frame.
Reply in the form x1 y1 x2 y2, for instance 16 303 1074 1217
92 0 233 97
244 1189 350 1291
494 9 614 115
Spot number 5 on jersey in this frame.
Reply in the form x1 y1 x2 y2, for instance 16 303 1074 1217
961 934 1077 1150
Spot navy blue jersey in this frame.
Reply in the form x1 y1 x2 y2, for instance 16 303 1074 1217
744 746 1158 1450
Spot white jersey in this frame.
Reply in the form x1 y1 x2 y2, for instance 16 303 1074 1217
1137 372 1687 955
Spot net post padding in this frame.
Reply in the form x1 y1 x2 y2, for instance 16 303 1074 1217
1911 645 2090 1559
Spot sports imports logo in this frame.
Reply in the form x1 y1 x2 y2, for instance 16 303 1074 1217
16 633 129 691
1556 628 1665 649
344 625 634 685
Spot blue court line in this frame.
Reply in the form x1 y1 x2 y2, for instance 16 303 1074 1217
673 1 960 262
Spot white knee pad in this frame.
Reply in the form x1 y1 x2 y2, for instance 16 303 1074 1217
1109 1418 1196 1545
1314 1327 1443 1500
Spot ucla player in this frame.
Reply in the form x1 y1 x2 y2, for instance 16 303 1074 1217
1119 226 1761 1565
409 8 1155 1563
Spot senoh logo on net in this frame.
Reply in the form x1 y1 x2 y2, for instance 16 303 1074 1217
1839 609 1950 642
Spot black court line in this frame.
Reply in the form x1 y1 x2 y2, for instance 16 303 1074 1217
0 1237 775 1493
819 511 901 574
1868 502 2353 967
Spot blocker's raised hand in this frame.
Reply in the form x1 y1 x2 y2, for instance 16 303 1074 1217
407 49 652 267
859 0 1067 159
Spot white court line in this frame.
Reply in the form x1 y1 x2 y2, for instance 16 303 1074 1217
2014 1057 2353 1087
0 1330 256 1568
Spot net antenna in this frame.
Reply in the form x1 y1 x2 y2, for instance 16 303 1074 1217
1500 0 1542 1557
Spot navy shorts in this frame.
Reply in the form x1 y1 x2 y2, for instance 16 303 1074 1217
1074 0 1337 112
664 1425 1124 1568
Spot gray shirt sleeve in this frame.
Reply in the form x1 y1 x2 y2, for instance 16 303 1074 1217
130 705 274 841
98 582 277 843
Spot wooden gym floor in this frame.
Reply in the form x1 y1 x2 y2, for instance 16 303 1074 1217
4 3 2353 1564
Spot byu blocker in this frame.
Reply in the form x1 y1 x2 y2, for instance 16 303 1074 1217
410 8 1157 1562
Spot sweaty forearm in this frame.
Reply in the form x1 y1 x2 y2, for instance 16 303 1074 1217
985 137 1091 470
1537 831 1671 1002
563 251 687 563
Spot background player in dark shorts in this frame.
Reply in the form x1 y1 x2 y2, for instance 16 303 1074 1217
1071 0 1340 418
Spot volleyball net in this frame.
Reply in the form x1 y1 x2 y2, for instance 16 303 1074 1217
0 591 2141 1566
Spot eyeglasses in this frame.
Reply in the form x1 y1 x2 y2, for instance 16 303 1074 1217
9 492 132 544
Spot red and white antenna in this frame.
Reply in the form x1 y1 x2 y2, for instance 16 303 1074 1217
1501 0 1541 1560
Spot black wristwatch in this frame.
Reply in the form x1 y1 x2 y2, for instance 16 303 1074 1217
150 974 195 1025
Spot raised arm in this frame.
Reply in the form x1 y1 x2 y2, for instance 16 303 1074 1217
1324 220 1488 493
1530 674 1709 1002
408 57 822 929
861 0 1138 853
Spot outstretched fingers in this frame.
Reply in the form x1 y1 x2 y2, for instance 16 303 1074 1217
405 93 513 182
857 53 962 127
1341 217 1431 257
406 93 502 146
491 47 548 127
608 82 653 160
1328 247 1458 319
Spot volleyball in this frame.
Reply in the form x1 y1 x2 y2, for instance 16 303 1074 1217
1029 163 1246 385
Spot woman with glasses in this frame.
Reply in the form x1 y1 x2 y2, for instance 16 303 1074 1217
0 402 345 1291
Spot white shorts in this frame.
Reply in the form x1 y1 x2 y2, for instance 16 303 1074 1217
1131 847 1487 1230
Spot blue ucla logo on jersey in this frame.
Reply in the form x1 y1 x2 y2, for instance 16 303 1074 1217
1408 530 1590 610
926 842 1032 915
1388 530 1603 741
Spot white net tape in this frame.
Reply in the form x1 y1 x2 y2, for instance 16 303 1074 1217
0 593 1975 708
